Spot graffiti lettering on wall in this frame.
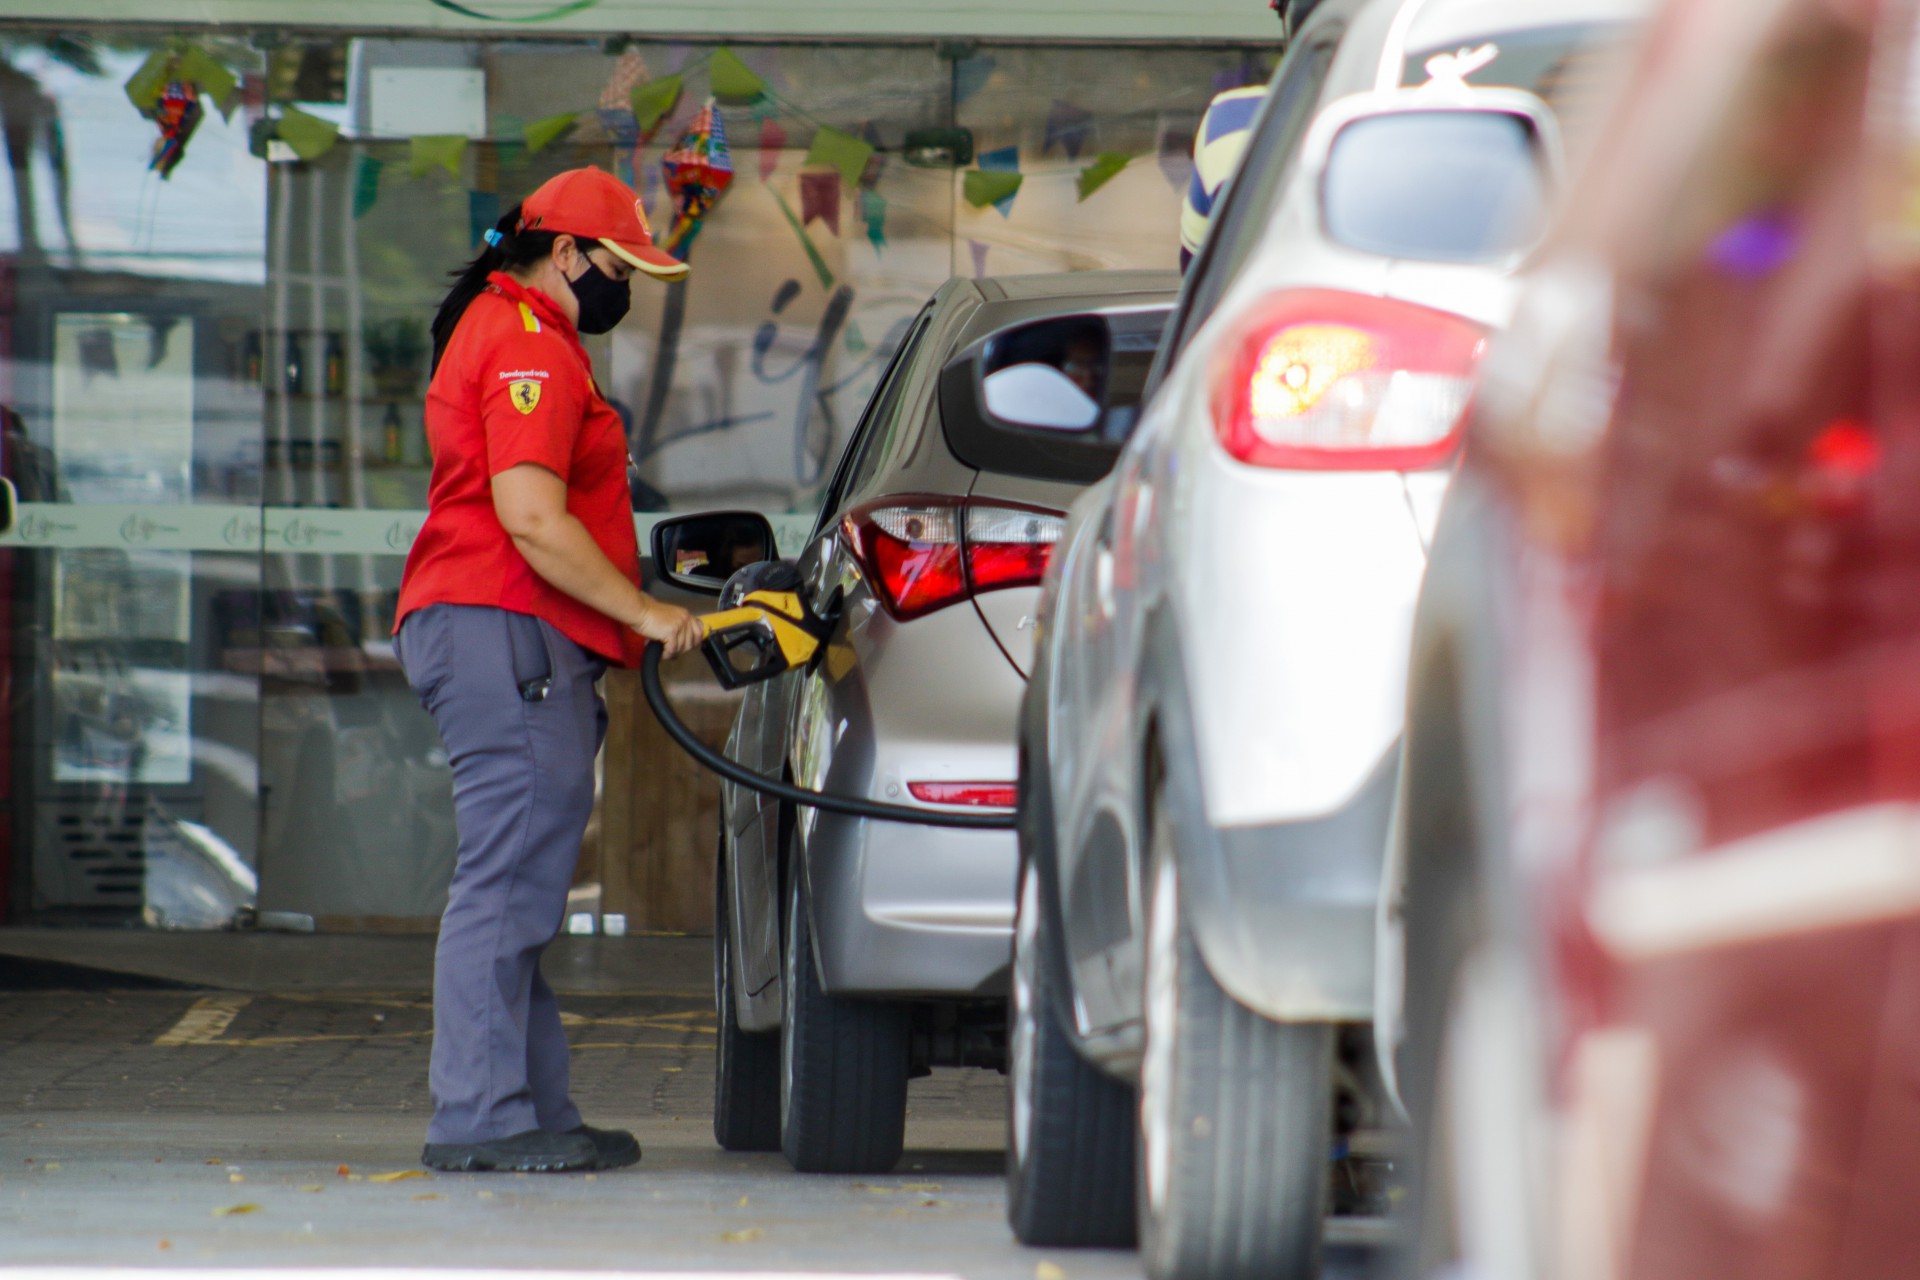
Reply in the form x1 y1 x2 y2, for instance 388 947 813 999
626 277 911 507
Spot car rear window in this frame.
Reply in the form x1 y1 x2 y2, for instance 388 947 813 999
940 305 1171 485
1322 110 1549 261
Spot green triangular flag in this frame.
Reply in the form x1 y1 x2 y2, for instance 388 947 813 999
276 106 341 162
806 125 874 191
523 111 579 154
844 319 868 355
410 134 467 179
963 169 1023 210
769 188 835 292
353 154 384 219
630 74 683 135
860 189 887 254
174 46 238 117
124 48 173 112
709 47 766 103
1077 151 1134 202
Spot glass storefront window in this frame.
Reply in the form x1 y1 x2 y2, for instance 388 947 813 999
0 29 1269 929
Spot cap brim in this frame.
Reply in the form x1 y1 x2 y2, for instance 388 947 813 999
603 238 690 281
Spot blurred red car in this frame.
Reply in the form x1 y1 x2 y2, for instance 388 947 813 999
1385 0 1920 1276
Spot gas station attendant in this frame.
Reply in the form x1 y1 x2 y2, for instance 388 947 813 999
392 166 706 1174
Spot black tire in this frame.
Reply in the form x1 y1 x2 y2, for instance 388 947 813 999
713 844 782 1152
1137 800 1332 1280
778 865 911 1173
1006 856 1139 1246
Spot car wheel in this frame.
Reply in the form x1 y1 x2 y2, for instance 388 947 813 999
712 844 781 1152
778 862 910 1173
1137 799 1331 1280
1006 856 1139 1246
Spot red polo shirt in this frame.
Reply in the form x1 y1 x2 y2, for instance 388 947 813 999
395 272 643 667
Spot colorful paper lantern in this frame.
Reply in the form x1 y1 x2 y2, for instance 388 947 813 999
660 99 735 261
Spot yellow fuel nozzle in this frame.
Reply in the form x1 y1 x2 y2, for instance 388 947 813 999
698 589 828 690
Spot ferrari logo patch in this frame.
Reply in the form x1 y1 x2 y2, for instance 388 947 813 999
509 379 542 415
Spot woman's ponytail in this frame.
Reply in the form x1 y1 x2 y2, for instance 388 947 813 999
429 202 561 373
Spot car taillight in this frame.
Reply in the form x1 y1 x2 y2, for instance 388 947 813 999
907 781 1018 809
845 496 1065 620
1211 288 1489 471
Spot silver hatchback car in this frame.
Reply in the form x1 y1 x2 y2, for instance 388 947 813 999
660 271 1175 1174
1008 0 1641 1275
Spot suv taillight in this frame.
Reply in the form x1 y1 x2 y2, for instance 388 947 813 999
845 496 1065 620
1211 288 1489 471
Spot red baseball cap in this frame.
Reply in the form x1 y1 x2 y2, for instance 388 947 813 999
519 165 689 281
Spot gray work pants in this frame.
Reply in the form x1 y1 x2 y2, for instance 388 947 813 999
395 603 608 1144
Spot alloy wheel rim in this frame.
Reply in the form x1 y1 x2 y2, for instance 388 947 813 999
1141 840 1179 1211
1010 861 1041 1167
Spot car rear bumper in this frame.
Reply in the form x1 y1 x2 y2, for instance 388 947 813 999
1180 748 1397 1022
804 809 1016 998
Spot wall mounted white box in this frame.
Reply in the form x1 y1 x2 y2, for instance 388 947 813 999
367 67 487 139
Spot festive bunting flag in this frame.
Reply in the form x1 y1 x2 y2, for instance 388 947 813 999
806 125 873 191
524 111 580 154
858 121 887 190
968 239 990 277
660 99 735 261
709 47 767 103
758 117 787 181
859 189 886 254
353 155 383 219
969 146 1022 216
1044 100 1094 159
124 49 172 111
844 320 868 354
799 170 841 236
770 188 834 291
174 46 238 117
954 54 996 106
410 134 467 178
630 74 683 135
275 106 340 162
599 48 648 109
469 189 502 250
1077 151 1134 202
964 169 1022 213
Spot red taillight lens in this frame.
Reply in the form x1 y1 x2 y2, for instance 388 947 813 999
846 496 1065 620
908 781 1018 809
1211 288 1489 471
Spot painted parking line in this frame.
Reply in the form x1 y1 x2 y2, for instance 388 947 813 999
151 994 253 1046
149 992 712 1048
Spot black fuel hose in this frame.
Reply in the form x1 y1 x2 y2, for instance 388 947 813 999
640 643 1019 830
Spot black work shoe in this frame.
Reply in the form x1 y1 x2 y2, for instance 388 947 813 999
570 1123 641 1170
421 1127 598 1172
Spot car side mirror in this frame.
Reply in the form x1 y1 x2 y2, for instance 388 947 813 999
1306 86 1564 265
650 510 778 595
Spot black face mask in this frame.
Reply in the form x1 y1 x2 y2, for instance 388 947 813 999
566 255 631 334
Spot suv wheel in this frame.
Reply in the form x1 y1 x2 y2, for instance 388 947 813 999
1006 857 1138 1246
778 864 910 1173
712 846 781 1152
1138 799 1332 1280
